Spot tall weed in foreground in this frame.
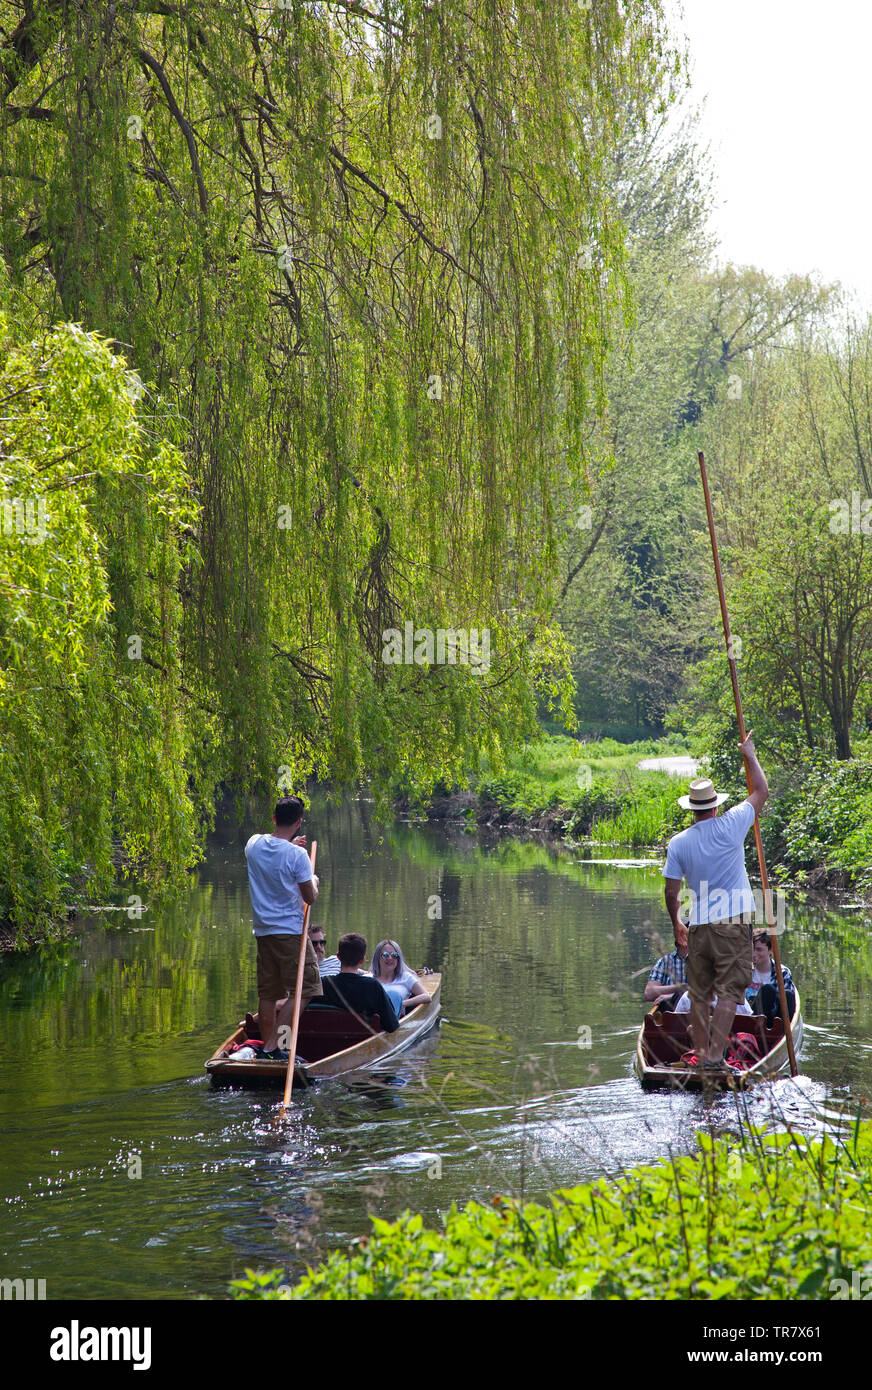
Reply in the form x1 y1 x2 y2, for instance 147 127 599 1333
231 1114 872 1301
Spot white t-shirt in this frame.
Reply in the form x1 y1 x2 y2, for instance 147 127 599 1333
675 991 752 1016
662 800 757 924
244 834 312 936
373 968 418 998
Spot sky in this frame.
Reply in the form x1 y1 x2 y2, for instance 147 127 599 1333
666 0 872 311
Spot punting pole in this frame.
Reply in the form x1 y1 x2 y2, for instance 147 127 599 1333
698 452 798 1076
279 839 318 1115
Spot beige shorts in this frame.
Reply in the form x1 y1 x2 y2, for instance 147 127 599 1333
687 919 752 1007
256 934 323 1008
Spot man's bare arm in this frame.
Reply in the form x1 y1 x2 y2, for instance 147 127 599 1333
300 875 319 906
739 732 769 813
664 877 687 951
644 978 683 1003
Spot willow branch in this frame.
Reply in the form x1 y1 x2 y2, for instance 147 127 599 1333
134 46 208 214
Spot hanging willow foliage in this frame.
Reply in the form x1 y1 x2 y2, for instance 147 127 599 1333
0 1 679 926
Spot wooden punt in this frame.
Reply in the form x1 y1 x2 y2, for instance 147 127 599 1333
205 973 441 1088
634 988 802 1091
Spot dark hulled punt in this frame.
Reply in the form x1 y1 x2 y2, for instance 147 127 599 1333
205 972 441 1088
634 989 802 1090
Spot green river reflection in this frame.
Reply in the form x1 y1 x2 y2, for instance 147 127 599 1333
1 797 871 1299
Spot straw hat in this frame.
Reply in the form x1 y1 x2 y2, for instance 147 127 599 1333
678 777 729 812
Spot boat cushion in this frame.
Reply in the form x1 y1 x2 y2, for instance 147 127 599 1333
297 1002 383 1062
645 1010 769 1068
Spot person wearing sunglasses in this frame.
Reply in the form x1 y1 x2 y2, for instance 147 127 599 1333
320 933 400 1032
309 926 341 977
370 939 428 1019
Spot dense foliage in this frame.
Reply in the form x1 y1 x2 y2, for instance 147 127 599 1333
0 295 200 931
230 1117 872 1299
0 0 684 930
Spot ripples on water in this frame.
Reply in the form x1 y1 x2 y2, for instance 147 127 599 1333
1 804 870 1298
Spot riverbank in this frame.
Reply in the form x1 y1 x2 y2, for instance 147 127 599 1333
4 735 869 956
406 735 872 900
231 1118 872 1300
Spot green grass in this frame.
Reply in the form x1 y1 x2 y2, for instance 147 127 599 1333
474 734 692 846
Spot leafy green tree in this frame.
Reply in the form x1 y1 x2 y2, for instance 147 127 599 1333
0 289 198 932
688 318 872 761
557 91 835 737
0 2 681 926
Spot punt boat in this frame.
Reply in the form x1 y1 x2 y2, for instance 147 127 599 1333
634 988 802 1090
205 972 441 1088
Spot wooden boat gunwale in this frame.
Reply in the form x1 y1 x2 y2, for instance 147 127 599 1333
634 987 802 1091
205 972 441 1086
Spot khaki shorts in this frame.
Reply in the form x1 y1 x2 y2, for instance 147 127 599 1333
256 934 323 1008
687 918 752 1007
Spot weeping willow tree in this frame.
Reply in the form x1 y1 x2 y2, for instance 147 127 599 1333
0 297 200 932
0 1 680 930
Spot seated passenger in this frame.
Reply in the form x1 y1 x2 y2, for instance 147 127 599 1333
370 939 429 1018
309 925 341 977
674 990 753 1017
644 939 687 1011
318 933 400 1033
747 931 795 1027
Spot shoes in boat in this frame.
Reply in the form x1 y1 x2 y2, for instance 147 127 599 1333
702 1058 743 1078
258 1047 290 1062
679 1050 700 1067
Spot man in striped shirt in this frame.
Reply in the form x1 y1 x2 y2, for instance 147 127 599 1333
309 926 341 977
644 945 687 1010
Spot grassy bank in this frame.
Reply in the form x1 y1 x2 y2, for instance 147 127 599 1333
441 734 872 895
231 1118 872 1300
464 733 692 845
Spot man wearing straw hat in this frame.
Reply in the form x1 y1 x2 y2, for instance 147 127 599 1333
662 733 768 1074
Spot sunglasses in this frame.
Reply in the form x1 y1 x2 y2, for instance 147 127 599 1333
380 950 399 959
311 939 326 947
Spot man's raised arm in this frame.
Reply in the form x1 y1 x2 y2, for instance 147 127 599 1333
740 732 769 814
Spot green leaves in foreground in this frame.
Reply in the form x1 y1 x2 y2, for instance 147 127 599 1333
230 1122 872 1300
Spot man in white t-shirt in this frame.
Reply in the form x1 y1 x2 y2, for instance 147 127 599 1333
662 733 768 1073
244 796 322 1055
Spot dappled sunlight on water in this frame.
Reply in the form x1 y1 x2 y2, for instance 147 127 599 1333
1 798 870 1297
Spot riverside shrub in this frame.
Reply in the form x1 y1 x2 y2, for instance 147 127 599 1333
230 1121 872 1300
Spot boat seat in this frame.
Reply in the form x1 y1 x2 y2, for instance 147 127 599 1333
732 1013 768 1054
660 1010 692 1034
645 1010 769 1067
644 1011 690 1064
297 1003 383 1062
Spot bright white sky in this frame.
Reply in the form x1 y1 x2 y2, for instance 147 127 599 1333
666 0 872 311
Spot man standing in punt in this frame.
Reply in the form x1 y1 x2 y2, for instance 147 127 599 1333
662 734 768 1074
245 796 322 1057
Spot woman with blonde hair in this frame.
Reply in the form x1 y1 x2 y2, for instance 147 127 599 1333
370 939 428 1019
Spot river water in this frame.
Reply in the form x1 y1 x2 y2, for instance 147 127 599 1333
1 797 871 1300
